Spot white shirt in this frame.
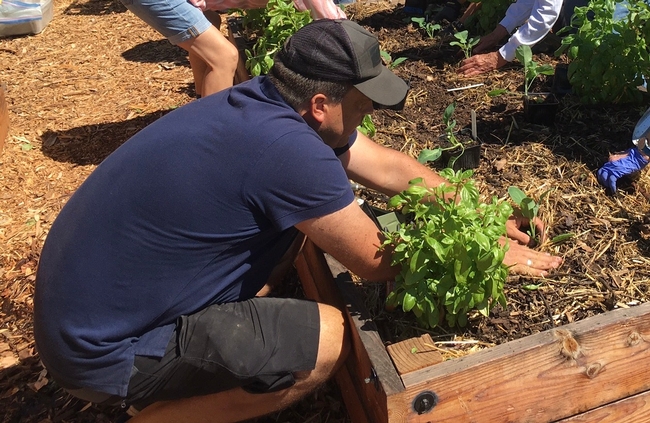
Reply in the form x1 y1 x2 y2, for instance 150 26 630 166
497 0 564 61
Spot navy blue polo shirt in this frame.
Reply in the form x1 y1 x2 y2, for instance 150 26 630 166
33 76 356 396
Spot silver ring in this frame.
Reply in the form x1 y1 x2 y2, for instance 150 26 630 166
527 259 533 266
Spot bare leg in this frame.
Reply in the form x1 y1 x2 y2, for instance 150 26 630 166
187 12 224 97
178 24 238 97
188 51 207 97
129 303 349 423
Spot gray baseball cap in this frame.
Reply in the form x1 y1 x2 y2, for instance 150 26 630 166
277 19 409 109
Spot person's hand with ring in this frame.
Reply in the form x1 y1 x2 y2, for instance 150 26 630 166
501 240 562 276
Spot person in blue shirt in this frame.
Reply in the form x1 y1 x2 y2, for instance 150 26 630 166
33 19 562 423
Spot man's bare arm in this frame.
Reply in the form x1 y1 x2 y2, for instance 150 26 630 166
339 130 449 197
295 200 399 283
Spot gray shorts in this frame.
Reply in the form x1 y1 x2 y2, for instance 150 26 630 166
67 297 320 410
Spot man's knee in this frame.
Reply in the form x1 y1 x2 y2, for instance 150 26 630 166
316 303 350 366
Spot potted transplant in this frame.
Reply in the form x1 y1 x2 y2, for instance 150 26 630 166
516 45 558 126
552 63 572 97
361 200 406 234
418 102 481 171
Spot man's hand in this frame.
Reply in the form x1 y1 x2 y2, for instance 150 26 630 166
188 0 207 10
505 212 545 246
597 147 649 194
458 51 508 77
502 240 563 276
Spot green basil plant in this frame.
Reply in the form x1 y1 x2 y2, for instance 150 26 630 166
381 170 513 328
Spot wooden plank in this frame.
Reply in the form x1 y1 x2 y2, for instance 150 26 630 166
296 240 407 423
557 388 650 422
325 254 405 397
334 271 405 423
392 302 650 422
298 241 650 423
386 334 443 376
335 360 371 423
295 241 372 423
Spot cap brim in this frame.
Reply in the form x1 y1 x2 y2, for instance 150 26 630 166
354 66 409 108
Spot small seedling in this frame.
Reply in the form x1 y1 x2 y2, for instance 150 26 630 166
357 114 376 138
417 102 465 169
507 186 552 240
450 30 480 59
15 135 33 151
487 88 511 97
515 45 554 96
442 101 459 144
411 17 441 39
380 50 407 70
522 284 540 291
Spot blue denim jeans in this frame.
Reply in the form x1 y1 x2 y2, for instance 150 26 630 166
120 0 212 44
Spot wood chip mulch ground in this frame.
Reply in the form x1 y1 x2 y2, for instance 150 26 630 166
1 0 350 421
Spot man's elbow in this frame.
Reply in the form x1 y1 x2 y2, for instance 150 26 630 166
355 263 400 283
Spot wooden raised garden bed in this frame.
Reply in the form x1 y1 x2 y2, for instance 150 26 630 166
295 238 650 423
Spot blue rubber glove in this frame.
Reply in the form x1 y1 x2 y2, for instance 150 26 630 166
597 147 649 193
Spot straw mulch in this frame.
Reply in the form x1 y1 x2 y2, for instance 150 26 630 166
346 0 650 353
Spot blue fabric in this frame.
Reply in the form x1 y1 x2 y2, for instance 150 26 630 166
119 0 212 45
597 147 649 193
33 76 356 397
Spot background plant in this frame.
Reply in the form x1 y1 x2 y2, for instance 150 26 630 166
411 16 441 38
239 0 313 77
357 114 376 138
464 0 515 35
380 50 408 69
556 0 650 104
382 172 512 328
515 45 554 96
450 30 480 59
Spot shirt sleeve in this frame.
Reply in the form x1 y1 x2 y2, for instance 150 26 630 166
246 129 354 231
293 0 347 19
498 0 563 62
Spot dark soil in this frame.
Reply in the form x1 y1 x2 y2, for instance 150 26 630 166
2 0 650 422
